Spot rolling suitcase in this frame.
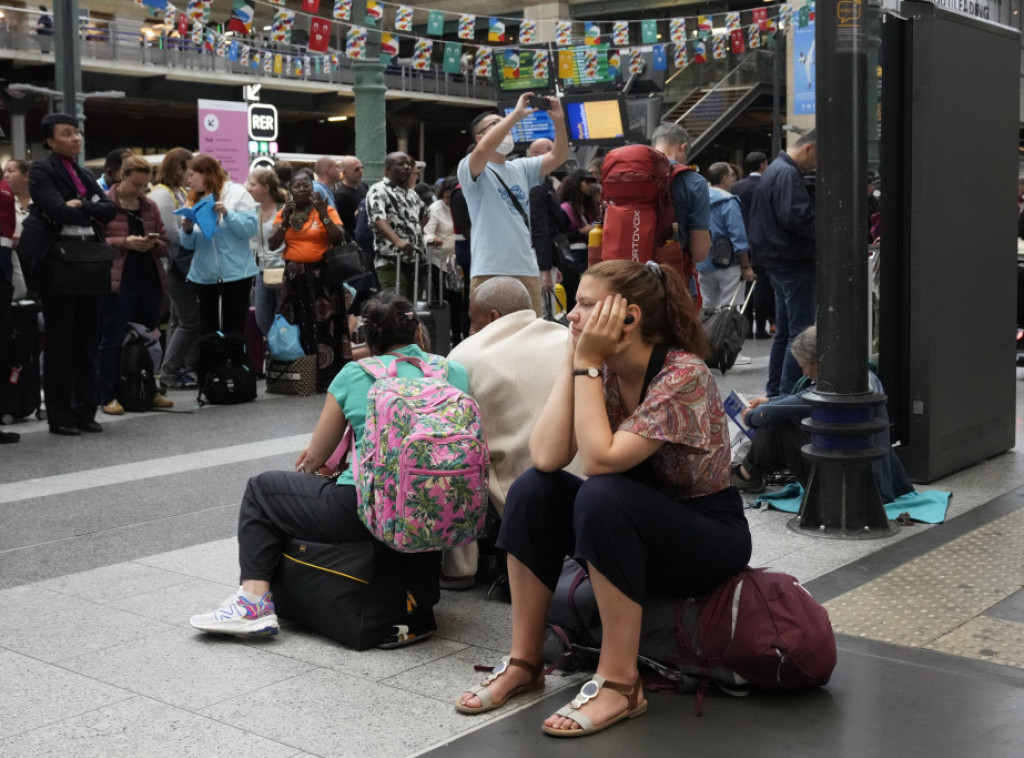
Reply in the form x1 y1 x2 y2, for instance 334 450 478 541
412 251 451 356
1 301 42 424
244 306 266 378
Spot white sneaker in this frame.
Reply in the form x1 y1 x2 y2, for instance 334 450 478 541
190 588 279 637
733 354 752 365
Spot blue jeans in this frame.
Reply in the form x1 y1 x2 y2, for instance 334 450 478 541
97 279 162 405
766 266 816 397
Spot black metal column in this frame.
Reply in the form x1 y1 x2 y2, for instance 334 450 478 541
790 0 896 539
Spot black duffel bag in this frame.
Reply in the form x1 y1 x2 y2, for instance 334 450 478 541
51 237 119 295
323 238 373 290
196 332 257 405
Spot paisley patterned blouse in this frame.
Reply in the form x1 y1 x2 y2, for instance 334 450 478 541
604 348 732 498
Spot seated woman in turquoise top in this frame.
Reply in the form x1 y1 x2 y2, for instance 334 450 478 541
189 289 469 639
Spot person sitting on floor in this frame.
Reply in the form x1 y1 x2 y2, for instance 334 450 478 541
731 325 914 503
441 277 582 589
189 289 469 637
453 259 751 737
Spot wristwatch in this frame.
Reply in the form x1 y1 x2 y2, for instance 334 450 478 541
573 366 602 379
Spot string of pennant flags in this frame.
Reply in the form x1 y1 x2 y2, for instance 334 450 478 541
135 0 815 80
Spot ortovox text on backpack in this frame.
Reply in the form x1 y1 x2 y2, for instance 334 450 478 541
594 145 695 282
353 354 489 553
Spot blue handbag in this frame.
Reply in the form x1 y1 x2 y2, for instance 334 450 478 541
268 314 304 362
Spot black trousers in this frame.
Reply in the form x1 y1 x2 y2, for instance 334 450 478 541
0 275 12 380
237 471 372 583
743 419 812 484
497 468 751 604
40 281 102 428
195 277 254 337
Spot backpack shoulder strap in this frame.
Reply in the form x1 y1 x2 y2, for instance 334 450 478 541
356 356 389 381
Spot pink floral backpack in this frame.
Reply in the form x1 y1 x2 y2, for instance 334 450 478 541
352 354 489 553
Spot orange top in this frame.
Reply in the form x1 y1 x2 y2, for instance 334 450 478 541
275 205 343 263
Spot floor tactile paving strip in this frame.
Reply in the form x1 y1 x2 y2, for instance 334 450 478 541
825 509 1024 664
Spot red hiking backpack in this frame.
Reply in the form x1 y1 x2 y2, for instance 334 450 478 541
593 145 694 281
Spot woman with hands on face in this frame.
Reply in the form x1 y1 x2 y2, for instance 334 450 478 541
454 259 751 738
268 169 349 392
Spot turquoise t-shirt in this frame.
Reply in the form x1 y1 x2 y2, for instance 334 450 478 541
328 344 470 486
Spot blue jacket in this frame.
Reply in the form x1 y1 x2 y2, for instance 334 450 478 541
747 152 815 269
180 181 259 285
697 186 749 272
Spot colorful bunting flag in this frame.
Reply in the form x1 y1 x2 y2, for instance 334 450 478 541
216 36 229 57
346 25 366 59
585 23 601 46
652 44 667 71
674 43 688 69
640 19 657 44
533 50 549 79
555 21 572 46
309 17 331 52
458 14 475 40
190 24 202 44
474 47 492 77
294 56 304 76
263 51 273 72
267 0 283 6
322 55 330 74
412 38 433 70
519 19 536 44
395 5 413 32
698 15 712 35
443 41 462 74
670 18 686 45
380 32 398 59
427 10 444 36
726 12 741 32
228 0 253 34
582 48 599 79
502 50 520 80
142 0 168 10
748 25 761 49
489 17 505 43
752 8 768 31
731 29 745 54
271 9 294 43
274 54 283 75
693 41 706 63
333 0 351 21
628 49 644 74
185 0 205 23
365 0 383 25
301 0 319 12
712 34 726 59
557 50 574 78
177 13 188 37
613 21 628 45
608 49 621 77
798 5 810 27
780 4 793 27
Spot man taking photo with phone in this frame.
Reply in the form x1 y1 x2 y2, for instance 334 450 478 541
457 91 568 316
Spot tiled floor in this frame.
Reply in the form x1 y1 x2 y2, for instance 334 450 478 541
2 336 1023 757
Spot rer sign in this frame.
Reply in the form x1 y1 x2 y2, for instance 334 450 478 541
248 103 278 141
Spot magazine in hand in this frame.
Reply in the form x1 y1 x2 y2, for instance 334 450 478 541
173 193 218 239
723 390 755 440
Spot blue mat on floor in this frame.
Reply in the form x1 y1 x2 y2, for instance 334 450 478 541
754 483 952 524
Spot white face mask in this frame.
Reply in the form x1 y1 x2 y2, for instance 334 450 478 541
495 134 515 155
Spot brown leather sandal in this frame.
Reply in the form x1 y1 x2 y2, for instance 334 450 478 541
541 675 648 737
454 656 545 714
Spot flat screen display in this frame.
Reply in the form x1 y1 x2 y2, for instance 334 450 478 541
500 103 556 144
563 95 627 145
557 45 617 88
495 49 552 93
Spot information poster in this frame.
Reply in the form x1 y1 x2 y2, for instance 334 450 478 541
197 100 249 183
792 23 815 115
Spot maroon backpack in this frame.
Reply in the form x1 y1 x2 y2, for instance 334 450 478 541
685 566 837 691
